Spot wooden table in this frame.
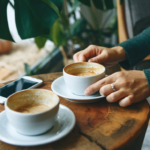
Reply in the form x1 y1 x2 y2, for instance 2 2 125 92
0 72 149 150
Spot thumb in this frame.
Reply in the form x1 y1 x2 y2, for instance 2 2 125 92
88 53 107 64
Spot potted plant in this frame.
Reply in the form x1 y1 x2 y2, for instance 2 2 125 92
0 0 119 74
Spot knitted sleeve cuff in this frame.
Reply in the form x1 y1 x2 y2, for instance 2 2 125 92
144 68 150 89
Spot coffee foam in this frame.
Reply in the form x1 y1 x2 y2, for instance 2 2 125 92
64 62 104 76
73 71 97 76
15 104 50 114
7 90 59 113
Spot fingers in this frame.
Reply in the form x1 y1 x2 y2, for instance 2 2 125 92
73 51 87 62
84 74 116 96
73 52 80 62
88 50 107 64
100 83 132 107
100 83 119 96
101 82 133 107
84 70 136 107
106 90 127 102
119 95 133 107
79 53 87 62
100 83 127 103
73 45 102 62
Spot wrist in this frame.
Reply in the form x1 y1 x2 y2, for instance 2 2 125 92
111 46 127 62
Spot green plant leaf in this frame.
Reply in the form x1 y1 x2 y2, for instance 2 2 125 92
24 63 32 76
70 0 81 14
50 19 66 46
79 0 114 10
49 0 63 11
0 0 14 41
34 36 47 49
108 16 117 30
70 19 86 36
60 12 69 29
14 0 63 39
42 0 60 17
105 0 114 9
92 0 104 10
78 0 91 7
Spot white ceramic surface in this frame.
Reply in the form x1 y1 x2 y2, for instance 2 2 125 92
0 104 75 146
51 76 105 103
5 89 59 136
63 62 105 95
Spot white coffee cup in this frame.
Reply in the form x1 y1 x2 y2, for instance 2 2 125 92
63 62 105 95
5 89 59 136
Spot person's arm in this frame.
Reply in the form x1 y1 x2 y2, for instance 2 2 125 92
119 27 150 69
119 27 150 89
144 69 150 89
73 37 150 107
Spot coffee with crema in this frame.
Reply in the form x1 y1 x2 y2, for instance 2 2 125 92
63 62 105 95
15 104 50 114
66 65 104 77
6 89 59 136
72 70 97 76
7 90 59 114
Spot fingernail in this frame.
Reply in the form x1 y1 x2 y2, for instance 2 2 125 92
90 59 95 62
120 98 129 106
84 90 90 96
100 93 105 96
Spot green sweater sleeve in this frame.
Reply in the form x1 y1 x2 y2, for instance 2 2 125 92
118 27 150 88
118 27 150 69
144 69 150 88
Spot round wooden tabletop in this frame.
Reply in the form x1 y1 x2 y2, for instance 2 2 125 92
0 72 149 150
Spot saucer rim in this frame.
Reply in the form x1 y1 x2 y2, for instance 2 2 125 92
0 104 76 146
51 76 105 100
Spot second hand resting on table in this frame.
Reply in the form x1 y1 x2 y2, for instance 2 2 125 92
73 45 150 107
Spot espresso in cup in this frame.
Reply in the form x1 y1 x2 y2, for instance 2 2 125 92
63 62 105 95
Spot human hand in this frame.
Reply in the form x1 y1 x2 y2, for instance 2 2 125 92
84 70 150 107
73 45 127 67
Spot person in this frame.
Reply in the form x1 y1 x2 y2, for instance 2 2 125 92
73 27 150 107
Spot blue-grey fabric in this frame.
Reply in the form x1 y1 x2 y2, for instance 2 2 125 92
126 0 150 36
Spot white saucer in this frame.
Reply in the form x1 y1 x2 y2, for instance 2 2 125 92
51 76 105 103
0 104 75 146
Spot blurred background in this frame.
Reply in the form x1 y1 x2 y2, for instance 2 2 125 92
0 0 117 83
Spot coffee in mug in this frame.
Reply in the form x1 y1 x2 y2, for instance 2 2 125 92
5 89 59 135
63 62 105 95
15 104 50 114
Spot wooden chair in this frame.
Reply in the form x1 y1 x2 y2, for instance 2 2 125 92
117 0 150 71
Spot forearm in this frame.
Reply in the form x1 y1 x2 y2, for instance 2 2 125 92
118 27 150 70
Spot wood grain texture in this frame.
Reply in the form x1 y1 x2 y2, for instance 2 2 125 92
0 73 149 150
